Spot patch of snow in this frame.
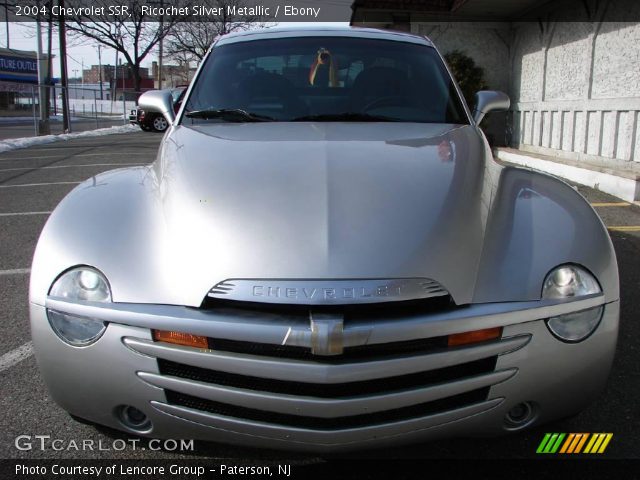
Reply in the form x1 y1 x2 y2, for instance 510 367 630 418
0 124 138 154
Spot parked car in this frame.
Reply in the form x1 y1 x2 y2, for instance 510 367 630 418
31 26 619 452
129 86 186 132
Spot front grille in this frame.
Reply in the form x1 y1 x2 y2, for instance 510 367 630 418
165 387 490 430
158 357 497 398
147 287 510 432
197 295 457 362
205 335 449 362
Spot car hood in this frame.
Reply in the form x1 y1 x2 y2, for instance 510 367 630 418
150 122 496 305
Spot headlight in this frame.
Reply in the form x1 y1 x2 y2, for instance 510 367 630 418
542 265 600 299
47 267 111 346
542 265 603 342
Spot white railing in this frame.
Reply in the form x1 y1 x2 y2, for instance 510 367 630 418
512 97 640 163
62 98 136 117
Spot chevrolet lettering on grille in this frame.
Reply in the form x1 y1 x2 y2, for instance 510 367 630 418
208 278 449 305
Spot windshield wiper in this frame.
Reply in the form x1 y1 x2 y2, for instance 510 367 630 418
185 109 276 122
291 112 400 122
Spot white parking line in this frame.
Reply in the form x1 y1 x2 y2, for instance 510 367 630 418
0 211 51 216
0 181 80 188
0 268 31 275
0 152 146 161
0 342 34 372
0 163 145 172
0 154 62 160
77 153 149 157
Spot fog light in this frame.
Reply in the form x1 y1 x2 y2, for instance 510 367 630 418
546 306 604 342
119 405 151 431
504 402 536 429
47 310 106 346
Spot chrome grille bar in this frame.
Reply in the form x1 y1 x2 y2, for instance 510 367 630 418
138 368 516 417
124 335 529 383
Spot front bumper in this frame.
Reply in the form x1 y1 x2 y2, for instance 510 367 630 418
30 296 619 452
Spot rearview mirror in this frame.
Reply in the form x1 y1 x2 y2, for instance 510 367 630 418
138 89 175 126
472 91 510 125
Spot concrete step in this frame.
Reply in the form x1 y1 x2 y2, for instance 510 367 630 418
494 147 640 202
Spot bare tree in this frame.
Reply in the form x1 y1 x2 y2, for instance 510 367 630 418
166 0 267 63
62 0 183 93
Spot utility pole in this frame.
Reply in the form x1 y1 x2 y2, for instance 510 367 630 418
96 44 104 100
113 50 117 103
58 0 71 133
46 6 54 119
3 2 9 48
158 0 164 90
36 7 49 135
113 28 120 103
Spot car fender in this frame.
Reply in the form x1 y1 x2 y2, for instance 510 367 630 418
473 166 619 304
29 161 185 307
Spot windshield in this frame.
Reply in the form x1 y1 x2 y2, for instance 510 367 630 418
183 36 468 124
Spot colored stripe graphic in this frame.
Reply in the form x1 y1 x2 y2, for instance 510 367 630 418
584 433 599 453
544 433 560 453
536 433 566 453
536 433 552 453
574 433 589 453
567 433 583 453
598 434 613 453
550 433 566 453
538 433 613 454
559 433 575 453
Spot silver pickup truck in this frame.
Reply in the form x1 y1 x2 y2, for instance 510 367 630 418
30 25 618 452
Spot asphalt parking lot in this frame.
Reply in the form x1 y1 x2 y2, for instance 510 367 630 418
0 131 638 462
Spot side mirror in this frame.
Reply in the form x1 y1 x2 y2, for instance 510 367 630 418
472 90 510 125
138 89 175 126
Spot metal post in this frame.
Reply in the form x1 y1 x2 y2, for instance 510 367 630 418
94 91 99 129
113 50 117 107
36 7 48 135
97 44 103 100
158 0 164 90
120 58 126 124
44 7 53 134
4 1 9 48
31 86 37 136
58 0 71 133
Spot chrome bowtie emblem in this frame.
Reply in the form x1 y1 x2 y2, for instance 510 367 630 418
309 312 344 356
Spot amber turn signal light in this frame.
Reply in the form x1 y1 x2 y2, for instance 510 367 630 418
448 327 502 347
152 330 209 349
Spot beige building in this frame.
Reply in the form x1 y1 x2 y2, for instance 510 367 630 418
151 61 195 88
351 0 640 200
82 64 151 84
